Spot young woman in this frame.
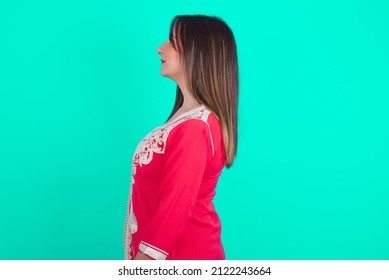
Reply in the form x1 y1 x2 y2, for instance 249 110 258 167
123 14 239 260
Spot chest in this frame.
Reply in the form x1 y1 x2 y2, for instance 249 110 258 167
167 109 185 123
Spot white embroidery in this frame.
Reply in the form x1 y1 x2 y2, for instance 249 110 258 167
139 241 168 260
124 108 208 259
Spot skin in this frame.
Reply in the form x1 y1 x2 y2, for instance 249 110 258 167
133 29 202 261
135 251 153 260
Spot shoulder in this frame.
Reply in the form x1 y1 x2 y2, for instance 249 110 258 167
164 113 213 154
167 118 210 142
167 107 221 138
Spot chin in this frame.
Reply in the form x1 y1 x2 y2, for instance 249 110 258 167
160 71 171 78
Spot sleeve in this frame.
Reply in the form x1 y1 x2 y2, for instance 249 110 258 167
138 119 212 260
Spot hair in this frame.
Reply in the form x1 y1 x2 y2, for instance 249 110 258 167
164 14 239 169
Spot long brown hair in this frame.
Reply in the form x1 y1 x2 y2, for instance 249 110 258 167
165 14 239 169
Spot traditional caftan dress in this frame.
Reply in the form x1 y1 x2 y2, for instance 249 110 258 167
123 105 226 260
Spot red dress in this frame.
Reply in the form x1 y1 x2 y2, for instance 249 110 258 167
123 105 226 260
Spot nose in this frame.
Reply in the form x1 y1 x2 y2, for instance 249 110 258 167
157 44 164 55
156 40 169 55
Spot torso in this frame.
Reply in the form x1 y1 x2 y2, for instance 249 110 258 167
124 105 226 260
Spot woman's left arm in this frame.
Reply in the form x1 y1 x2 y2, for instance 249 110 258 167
137 120 211 260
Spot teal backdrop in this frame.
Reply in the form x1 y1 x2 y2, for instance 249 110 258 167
1 0 388 260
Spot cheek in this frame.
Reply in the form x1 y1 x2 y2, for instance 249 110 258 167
166 52 179 64
172 53 183 66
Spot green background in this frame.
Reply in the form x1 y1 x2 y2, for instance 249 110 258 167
1 0 388 260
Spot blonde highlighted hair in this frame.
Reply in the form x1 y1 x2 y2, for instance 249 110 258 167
165 14 239 168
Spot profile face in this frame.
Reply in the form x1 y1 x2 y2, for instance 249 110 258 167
156 29 184 82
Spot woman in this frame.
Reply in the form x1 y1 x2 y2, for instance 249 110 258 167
123 14 239 260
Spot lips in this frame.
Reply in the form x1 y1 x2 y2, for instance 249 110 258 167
161 59 165 63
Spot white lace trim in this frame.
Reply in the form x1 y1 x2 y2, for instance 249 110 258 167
139 241 168 260
201 110 214 157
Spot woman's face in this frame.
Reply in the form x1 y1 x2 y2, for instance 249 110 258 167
156 30 183 82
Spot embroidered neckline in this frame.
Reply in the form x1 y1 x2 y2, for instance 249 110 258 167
165 105 205 125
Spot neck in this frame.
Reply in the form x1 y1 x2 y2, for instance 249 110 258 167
176 78 202 110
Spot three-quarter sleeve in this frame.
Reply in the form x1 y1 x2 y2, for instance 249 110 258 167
138 119 211 260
